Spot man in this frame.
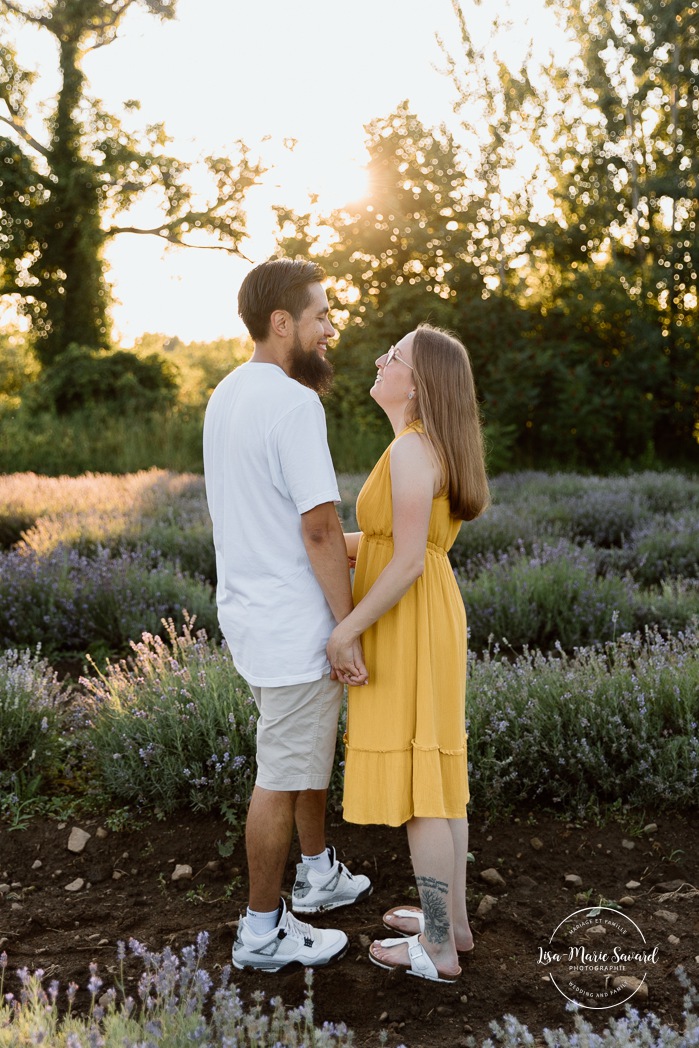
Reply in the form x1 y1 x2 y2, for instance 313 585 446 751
203 257 371 973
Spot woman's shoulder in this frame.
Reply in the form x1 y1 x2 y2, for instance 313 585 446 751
390 423 440 479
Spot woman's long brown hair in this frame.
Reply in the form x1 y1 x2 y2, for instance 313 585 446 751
406 324 490 521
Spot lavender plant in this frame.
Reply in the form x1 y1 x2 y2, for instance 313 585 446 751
0 648 70 801
0 545 218 657
477 968 698 1047
466 626 699 815
0 937 357 1046
460 540 638 651
1 945 697 1047
81 620 256 815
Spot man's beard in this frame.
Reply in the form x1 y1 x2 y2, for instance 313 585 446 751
288 333 334 396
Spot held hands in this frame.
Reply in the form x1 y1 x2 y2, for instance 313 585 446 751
327 625 368 686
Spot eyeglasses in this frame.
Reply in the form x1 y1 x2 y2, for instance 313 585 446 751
385 345 413 370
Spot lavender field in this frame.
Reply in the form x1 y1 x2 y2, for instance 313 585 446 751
1 468 697 660
1 467 697 824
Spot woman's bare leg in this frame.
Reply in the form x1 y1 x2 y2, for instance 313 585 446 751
371 817 460 977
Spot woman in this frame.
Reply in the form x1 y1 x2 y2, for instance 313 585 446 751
327 323 490 983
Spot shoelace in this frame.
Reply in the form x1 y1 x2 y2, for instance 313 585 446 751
284 911 316 941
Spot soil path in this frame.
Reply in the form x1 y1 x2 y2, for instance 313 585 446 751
1 810 697 1045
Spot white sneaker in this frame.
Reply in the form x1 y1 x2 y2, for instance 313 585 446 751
232 898 348 972
291 846 373 914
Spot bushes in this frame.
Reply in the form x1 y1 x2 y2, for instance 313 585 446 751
25 345 179 415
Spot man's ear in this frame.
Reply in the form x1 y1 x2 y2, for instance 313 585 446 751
270 309 291 338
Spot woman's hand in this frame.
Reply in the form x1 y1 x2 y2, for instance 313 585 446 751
327 624 368 686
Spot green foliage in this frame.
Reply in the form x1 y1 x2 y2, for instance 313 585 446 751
132 332 251 408
0 402 204 474
0 1 261 365
24 344 179 414
0 328 38 402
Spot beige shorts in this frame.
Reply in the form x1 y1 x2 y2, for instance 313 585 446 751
247 675 343 791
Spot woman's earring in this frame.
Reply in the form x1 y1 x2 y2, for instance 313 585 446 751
408 390 415 400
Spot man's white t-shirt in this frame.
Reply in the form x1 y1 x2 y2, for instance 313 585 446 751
203 361 340 687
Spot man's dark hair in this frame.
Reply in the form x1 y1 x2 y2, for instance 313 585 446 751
238 257 326 342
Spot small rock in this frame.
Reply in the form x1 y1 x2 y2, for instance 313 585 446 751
653 879 686 893
475 895 498 918
0 884 10 896
480 867 506 888
514 875 538 890
564 874 583 887
362 860 372 869
95 827 108 839
668 935 680 945
588 924 607 938
65 878 84 892
621 839 635 851
67 827 91 854
171 864 193 882
625 880 641 890
460 994 468 1005
611 975 648 1001
436 1004 452 1016
112 871 123 880
11 903 22 911
530 837 543 850
57 822 66 830
205 860 221 873
358 934 371 948
31 860 42 870
643 823 658 835
619 896 635 906
379 1011 389 1022
654 909 679 924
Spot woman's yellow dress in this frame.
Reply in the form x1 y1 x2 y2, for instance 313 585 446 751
343 423 469 827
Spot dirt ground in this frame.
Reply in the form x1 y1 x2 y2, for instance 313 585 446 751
1 808 698 1046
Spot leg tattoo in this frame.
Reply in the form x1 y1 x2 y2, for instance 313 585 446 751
416 875 450 944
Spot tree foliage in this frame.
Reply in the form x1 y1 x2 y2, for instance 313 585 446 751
528 0 699 457
0 0 262 366
285 2 699 471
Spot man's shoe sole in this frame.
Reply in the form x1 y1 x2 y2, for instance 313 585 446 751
232 937 349 973
292 883 373 914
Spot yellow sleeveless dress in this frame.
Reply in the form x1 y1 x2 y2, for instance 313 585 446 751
342 422 469 826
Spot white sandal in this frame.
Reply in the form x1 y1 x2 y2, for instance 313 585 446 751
382 905 425 936
369 934 461 984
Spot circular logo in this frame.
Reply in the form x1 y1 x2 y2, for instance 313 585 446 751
538 906 659 1010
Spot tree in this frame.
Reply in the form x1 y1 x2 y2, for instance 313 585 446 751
530 0 699 457
0 0 262 366
276 103 489 458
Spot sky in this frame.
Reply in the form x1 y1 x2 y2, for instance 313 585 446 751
12 0 566 343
